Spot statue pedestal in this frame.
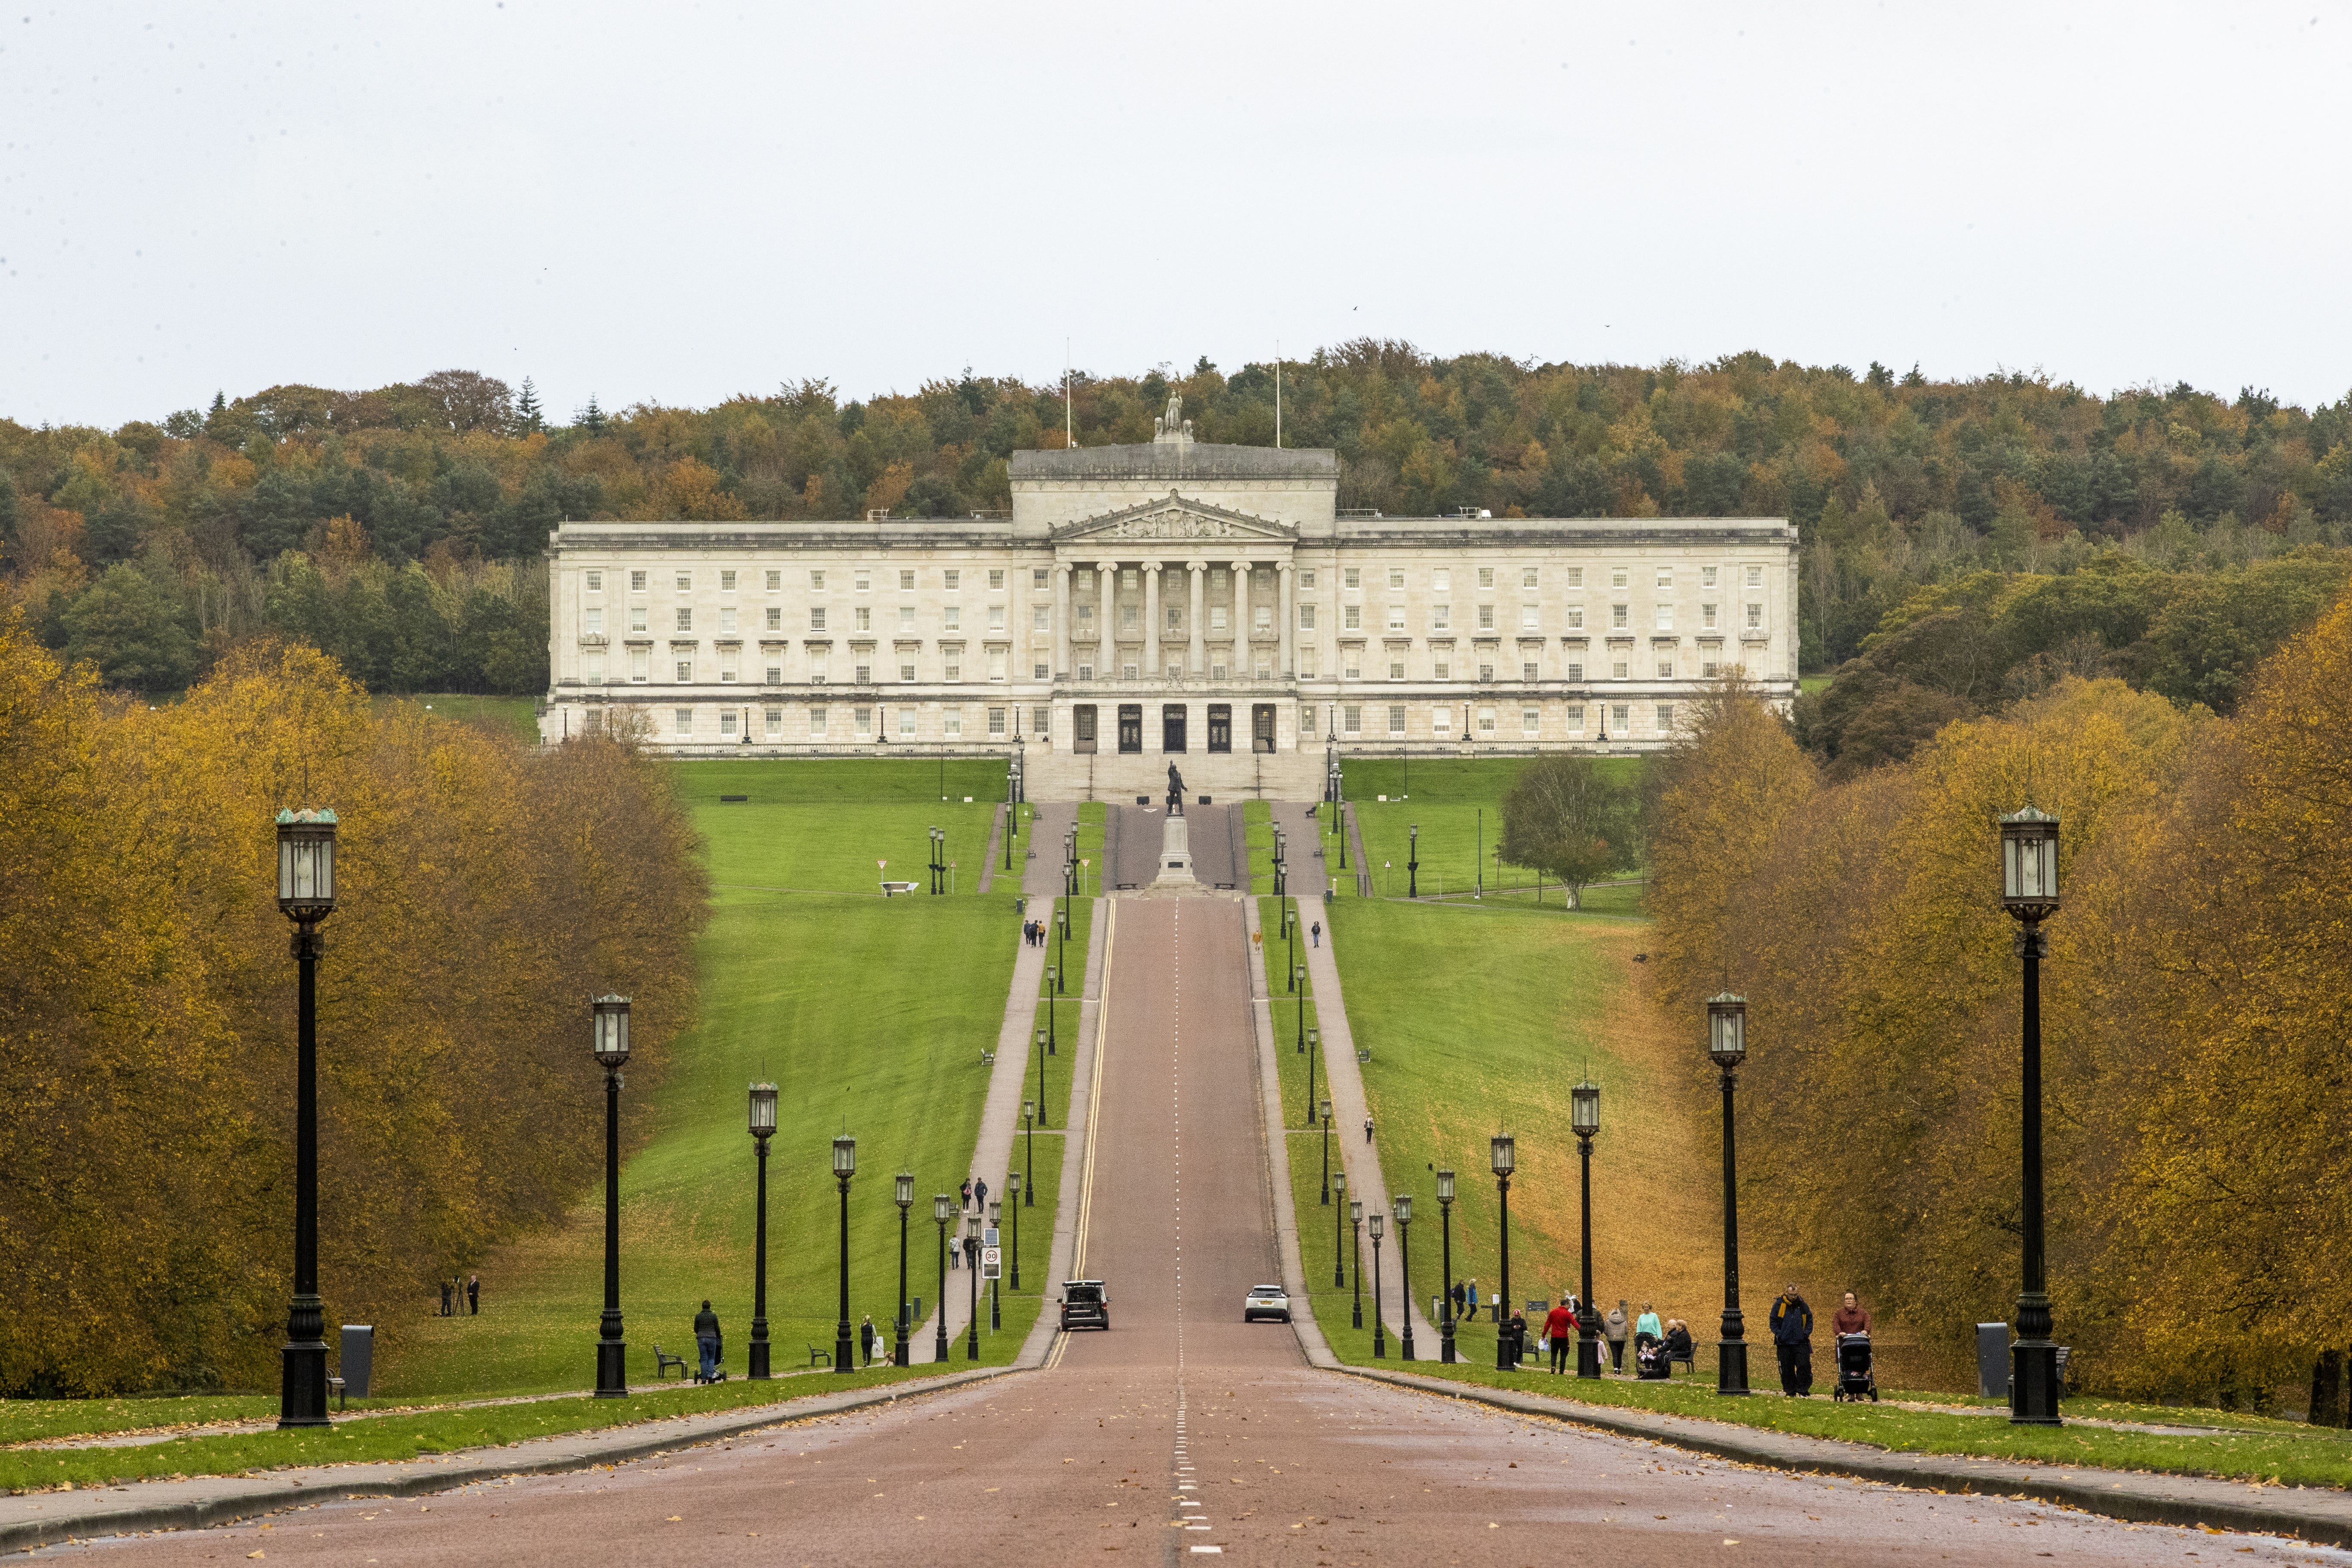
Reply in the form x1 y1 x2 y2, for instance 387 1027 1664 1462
1153 812 1197 886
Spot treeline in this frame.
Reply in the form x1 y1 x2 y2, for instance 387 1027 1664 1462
1646 591 2352 1408
0 615 706 1396
6 350 2351 691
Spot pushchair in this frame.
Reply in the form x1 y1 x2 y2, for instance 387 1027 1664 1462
1633 1330 1671 1381
1831 1332 1877 1401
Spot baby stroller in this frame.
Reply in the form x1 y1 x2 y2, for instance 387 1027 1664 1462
1831 1332 1878 1402
1633 1330 1671 1381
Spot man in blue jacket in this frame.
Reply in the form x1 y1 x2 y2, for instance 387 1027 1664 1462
1769 1283 1814 1396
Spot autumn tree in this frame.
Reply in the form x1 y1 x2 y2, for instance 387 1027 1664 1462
1497 753 1635 907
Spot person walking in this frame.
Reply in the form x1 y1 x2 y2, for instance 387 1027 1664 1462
1449 1280 1466 1322
1604 1299 1629 1372
1465 1279 1480 1322
859 1314 877 1367
694 1299 723 1383
438 1278 453 1317
1311 920 1322 947
467 1273 480 1316
1770 1283 1815 1396
1832 1290 1871 1337
1545 1299 1575 1374
1363 1115 1375 1144
974 1176 990 1211
960 1177 973 1212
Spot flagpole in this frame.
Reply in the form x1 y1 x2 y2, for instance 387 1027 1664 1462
1275 338 1283 448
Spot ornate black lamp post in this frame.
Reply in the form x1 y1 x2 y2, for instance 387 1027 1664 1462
1491 1131 1516 1369
747 1081 778 1380
1394 1194 1416 1361
1436 1167 1457 1363
1305 1028 1320 1129
1572 1079 1602 1378
1046 965 1060 1047
1708 992 1750 1396
987 1200 1003 1329
1273 826 1287 898
2001 805 2064 1426
1023 1099 1037 1205
1349 1195 1365 1327
590 993 631 1398
1319 1096 1333 1203
929 825 945 896
894 1172 913 1368
1408 823 1420 899
275 808 337 1429
1004 767 1016 870
1294 969 1307 1063
1286 894 1297 989
1369 1210 1387 1358
1035 1022 1051 1127
964 1213 982 1360
1332 1172 1349 1290
831 1134 857 1374
1007 1173 1022 1289
932 1192 954 1363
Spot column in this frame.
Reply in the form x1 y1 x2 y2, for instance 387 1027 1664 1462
1054 563 1072 680
1096 561 1118 675
1143 561 1163 683
1186 561 1207 677
1231 560 1251 677
1278 560 1295 681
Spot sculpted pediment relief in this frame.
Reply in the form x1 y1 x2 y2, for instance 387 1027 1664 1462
1054 493 1296 544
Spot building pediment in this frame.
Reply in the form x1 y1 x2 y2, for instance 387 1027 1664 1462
1052 493 1297 545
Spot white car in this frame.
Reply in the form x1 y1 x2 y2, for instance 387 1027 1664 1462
1244 1284 1291 1323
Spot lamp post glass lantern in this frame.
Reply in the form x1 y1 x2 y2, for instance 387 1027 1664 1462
1572 1079 1602 1378
894 1172 914 1367
1436 1167 1457 1363
747 1081 777 1380
832 1135 856 1374
273 808 337 1429
1707 992 1751 1396
1999 805 2064 1425
590 993 631 1399
1491 1132 1516 1369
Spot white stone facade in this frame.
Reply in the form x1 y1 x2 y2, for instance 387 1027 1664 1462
539 421 1799 763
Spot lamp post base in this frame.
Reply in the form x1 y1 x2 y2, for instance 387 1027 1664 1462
595 1313 629 1398
1577 1332 1602 1379
1716 1339 1751 1396
278 1295 331 1429
2011 1338 2063 1425
894 1325 909 1369
748 1321 771 1381
1440 1324 1455 1364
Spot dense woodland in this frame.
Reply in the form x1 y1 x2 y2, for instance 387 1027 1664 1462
0 623 706 1396
3 348 2349 698
1646 593 2352 1411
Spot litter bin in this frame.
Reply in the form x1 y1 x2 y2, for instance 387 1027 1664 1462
340 1325 374 1401
1975 1322 2009 1398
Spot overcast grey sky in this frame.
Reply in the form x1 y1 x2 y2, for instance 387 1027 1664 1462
4 0 2347 428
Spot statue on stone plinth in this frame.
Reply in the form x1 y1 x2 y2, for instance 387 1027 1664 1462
1166 762 1186 816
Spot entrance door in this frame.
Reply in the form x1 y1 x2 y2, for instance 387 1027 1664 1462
1207 704 1232 753
1073 704 1097 754
1162 704 1187 753
1251 704 1277 753
1118 704 1143 753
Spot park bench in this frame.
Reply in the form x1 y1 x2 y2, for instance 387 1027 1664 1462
981 1046 996 1066
1669 1347 1696 1375
326 1375 348 1411
651 1344 688 1380
1357 1047 1372 1064
880 880 919 896
808 1343 832 1366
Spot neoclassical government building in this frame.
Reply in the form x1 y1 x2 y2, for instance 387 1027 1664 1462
539 404 1798 791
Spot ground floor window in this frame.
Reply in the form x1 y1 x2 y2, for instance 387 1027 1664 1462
1522 707 1540 735
674 708 693 736
810 707 827 737
1478 707 1496 735
1387 705 1406 737
1432 708 1452 735
855 706 873 738
988 707 1006 737
1611 704 1630 732
720 711 738 736
945 707 963 738
900 707 917 738
1031 706 1049 734
1565 703 1585 730
1343 704 1362 735
1656 703 1676 729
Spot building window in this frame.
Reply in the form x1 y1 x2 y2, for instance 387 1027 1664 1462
1611 604 1628 629
1078 603 1095 629
1478 567 1494 588
674 708 693 735
1078 663 1094 680
721 570 737 592
1387 604 1405 632
854 707 872 738
989 569 1005 590
1387 705 1406 736
1655 567 1672 589
1433 707 1452 735
1343 704 1362 735
810 650 830 682
1703 658 1720 678
1566 703 1586 730
1657 658 1675 678
899 606 917 631
988 707 1006 736
1116 602 1138 631
943 605 962 631
854 570 870 591
1611 568 1628 589
810 608 827 631
1122 663 1139 680
1298 604 1316 630
1477 663 1493 681
1344 604 1360 630
1122 569 1139 589
766 662 783 684
1433 569 1450 591
1657 703 1676 729
720 608 738 634
1566 662 1584 681
1434 660 1451 680
944 655 962 682
766 606 783 631
1166 603 1182 631
1476 604 1493 630
900 662 917 682
1301 569 1316 589
1033 605 1050 631
944 708 963 738
1612 704 1631 731
630 570 648 591
676 658 693 681
765 707 782 735
809 707 827 737
676 608 693 631
1432 604 1450 631
1343 658 1360 679
1523 568 1539 588
677 572 692 592
1655 605 1673 631
856 606 872 631
1033 568 1049 588
988 649 1006 682
1521 606 1539 631
585 653 605 683
899 708 916 737
1522 661 1538 681
1478 707 1496 735
1747 565 1764 588
1389 661 1405 680
1522 707 1539 735
944 569 961 591
1612 659 1629 680
772 570 788 591
1703 566 1718 588
1344 567 1360 589
1254 604 1272 633
901 570 917 590
720 660 738 683
1388 569 1404 589
1703 603 1718 629
1211 662 1226 680
631 648 649 682
1255 567 1273 588
585 607 604 634
1747 603 1764 629
1032 706 1049 732
1034 662 1048 679
586 570 603 592
720 710 738 736
1565 607 1584 630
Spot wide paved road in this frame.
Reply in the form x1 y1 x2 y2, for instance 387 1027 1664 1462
70 898 2327 1565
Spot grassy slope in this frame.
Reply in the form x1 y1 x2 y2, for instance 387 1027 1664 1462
1336 757 1646 910
371 693 541 742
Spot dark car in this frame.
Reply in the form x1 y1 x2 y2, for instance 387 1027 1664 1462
1059 1280 1109 1331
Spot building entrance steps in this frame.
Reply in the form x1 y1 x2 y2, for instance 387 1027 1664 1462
1244 894 1435 1354
1023 745 1322 803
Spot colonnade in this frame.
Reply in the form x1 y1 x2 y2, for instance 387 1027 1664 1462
1051 558 1293 681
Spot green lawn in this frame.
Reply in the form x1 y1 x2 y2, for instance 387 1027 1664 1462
1335 757 1645 902
1257 896 1324 1127
371 693 542 741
